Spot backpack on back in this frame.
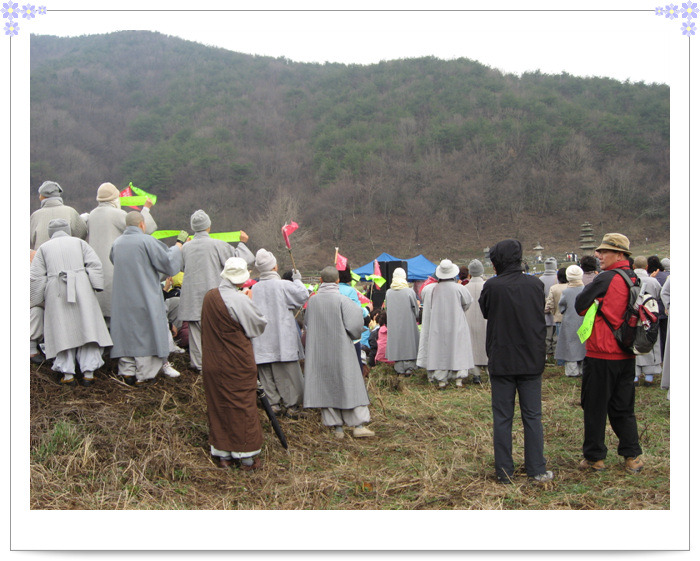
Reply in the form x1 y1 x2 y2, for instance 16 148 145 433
599 269 659 355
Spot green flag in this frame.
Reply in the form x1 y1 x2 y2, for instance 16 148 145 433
577 300 599 344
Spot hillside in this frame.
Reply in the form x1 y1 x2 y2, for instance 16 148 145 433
30 31 670 269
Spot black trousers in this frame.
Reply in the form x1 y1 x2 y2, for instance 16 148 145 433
490 374 547 480
581 356 643 461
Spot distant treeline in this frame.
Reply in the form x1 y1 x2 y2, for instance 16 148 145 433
30 31 669 267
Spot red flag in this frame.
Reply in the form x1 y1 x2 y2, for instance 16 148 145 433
373 259 381 288
335 253 348 271
281 222 299 249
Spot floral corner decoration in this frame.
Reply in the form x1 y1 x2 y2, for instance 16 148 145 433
2 3 47 36
656 2 698 35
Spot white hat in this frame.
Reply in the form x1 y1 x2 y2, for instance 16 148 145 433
435 259 460 280
565 265 583 282
220 257 250 285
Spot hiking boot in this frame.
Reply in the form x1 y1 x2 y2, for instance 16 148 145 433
352 425 375 438
579 458 606 472
625 456 644 474
161 362 180 378
530 470 554 484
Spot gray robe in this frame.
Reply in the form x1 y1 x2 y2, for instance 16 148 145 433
540 271 557 327
635 270 663 369
554 284 586 362
464 276 488 365
303 283 369 410
29 231 112 359
86 203 157 317
660 277 670 390
30 197 88 250
250 271 308 363
109 226 182 359
417 280 475 372
384 287 420 362
178 231 254 322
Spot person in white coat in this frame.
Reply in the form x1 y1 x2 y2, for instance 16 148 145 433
30 219 112 386
464 259 488 384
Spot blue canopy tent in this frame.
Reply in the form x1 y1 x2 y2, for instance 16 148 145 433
353 253 437 282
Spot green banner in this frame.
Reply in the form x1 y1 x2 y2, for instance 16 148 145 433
152 230 181 240
366 274 386 288
151 230 241 242
577 300 599 344
122 183 158 207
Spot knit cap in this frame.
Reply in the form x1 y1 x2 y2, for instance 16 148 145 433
565 265 583 282
96 182 120 202
661 258 670 272
38 181 63 198
255 248 277 273
48 218 71 238
468 259 484 277
190 209 211 232
544 257 557 272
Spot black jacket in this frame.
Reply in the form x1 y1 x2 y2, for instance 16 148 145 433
478 239 546 376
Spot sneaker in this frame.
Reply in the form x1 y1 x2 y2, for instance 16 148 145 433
161 362 180 378
171 345 186 354
333 426 345 439
625 456 644 474
579 458 606 472
530 470 554 483
352 425 375 438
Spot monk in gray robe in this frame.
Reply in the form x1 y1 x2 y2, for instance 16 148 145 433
202 257 268 470
85 182 157 324
29 181 88 364
464 259 488 384
178 209 254 372
384 267 420 376
303 266 375 439
30 219 112 386
109 212 183 385
250 249 308 415
417 259 475 389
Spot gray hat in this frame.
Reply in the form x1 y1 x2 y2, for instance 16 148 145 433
48 218 70 238
220 257 250 285
190 209 211 232
565 265 583 282
38 181 63 198
468 259 484 277
544 257 557 272
435 259 460 280
661 258 670 272
96 182 120 202
255 248 277 273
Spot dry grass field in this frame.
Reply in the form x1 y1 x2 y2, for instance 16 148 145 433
29 357 670 510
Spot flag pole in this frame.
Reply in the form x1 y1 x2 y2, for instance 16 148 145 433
288 247 298 272
334 247 339 268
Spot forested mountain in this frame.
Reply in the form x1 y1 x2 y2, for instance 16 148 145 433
30 31 669 270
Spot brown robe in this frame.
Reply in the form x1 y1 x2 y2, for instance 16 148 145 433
201 288 263 454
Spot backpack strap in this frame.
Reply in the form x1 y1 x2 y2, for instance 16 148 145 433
596 269 633 334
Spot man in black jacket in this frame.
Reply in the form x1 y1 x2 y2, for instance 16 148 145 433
479 239 553 484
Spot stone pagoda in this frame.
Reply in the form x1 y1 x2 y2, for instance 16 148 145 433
580 222 597 253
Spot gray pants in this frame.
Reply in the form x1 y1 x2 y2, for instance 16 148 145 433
257 361 304 407
545 325 557 355
321 406 371 428
52 343 104 376
393 360 417 374
188 320 202 371
118 356 166 382
490 374 547 480
30 306 43 354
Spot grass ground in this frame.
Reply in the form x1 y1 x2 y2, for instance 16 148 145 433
29 357 670 510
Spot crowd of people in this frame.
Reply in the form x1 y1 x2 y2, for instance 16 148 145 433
29 180 671 483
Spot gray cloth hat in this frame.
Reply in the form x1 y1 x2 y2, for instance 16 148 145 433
190 209 211 232
544 257 558 272
96 182 120 202
596 233 631 256
38 181 63 198
48 218 71 238
661 258 670 272
468 259 484 277
220 257 250 285
255 248 277 273
435 259 460 280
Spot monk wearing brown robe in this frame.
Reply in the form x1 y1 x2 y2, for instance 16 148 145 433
201 257 268 470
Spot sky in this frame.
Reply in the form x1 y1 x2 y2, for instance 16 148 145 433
3 0 697 556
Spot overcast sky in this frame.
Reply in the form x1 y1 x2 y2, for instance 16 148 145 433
25 0 676 85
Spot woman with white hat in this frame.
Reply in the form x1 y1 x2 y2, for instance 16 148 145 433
555 265 586 377
417 259 475 389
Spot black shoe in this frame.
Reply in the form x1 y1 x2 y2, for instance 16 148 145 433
472 376 482 385
60 378 77 387
122 376 136 386
80 378 94 387
30 353 45 365
643 380 653 387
